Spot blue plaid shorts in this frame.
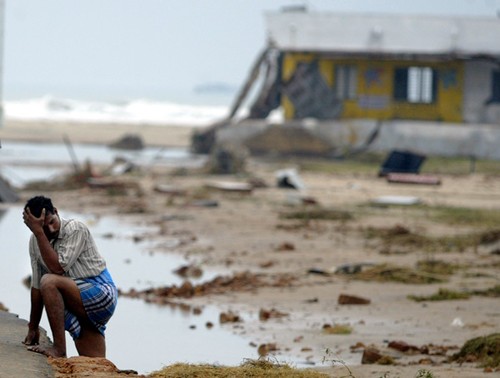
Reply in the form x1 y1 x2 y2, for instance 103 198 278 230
64 268 118 339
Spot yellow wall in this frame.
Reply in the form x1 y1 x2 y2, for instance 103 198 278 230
281 53 464 122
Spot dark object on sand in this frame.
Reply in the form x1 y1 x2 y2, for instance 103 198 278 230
109 134 144 150
338 294 371 305
379 150 426 176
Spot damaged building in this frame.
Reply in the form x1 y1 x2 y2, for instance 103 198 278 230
193 8 500 160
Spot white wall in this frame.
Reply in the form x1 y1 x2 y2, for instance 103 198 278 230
217 119 500 160
463 61 498 123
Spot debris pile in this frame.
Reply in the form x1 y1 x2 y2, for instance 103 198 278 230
121 271 297 303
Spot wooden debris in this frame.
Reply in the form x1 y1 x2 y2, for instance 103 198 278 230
206 181 253 193
153 184 186 196
387 173 441 185
338 294 371 305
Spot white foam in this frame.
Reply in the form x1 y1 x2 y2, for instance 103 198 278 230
4 95 231 126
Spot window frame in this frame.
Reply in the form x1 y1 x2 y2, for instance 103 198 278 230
334 65 357 100
393 66 437 104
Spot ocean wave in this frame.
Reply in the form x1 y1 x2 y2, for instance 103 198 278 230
3 95 232 126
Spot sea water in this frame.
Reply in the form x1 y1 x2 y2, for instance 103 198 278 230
3 95 234 126
2 94 283 127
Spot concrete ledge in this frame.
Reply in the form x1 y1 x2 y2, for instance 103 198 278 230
0 311 54 377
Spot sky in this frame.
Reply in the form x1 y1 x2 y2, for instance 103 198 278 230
3 0 500 104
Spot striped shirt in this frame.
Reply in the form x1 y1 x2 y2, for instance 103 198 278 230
29 217 106 289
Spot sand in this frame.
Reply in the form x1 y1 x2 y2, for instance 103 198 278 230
0 119 197 148
1 119 499 377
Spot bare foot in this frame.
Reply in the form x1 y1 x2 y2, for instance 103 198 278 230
26 345 66 358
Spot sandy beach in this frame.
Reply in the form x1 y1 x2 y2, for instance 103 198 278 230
0 119 198 148
1 119 499 377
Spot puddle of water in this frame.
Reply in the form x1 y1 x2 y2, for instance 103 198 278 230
0 205 256 374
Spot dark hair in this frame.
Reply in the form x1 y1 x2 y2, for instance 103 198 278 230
25 196 55 217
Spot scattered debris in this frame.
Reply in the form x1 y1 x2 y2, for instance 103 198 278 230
259 260 275 268
451 318 465 327
322 323 353 335
87 177 139 191
108 158 137 175
361 347 389 364
305 297 319 303
173 264 203 279
307 268 333 276
284 193 318 206
108 134 144 150
379 150 426 176
275 241 295 252
371 195 421 206
154 184 187 196
219 311 242 324
121 271 297 302
257 343 279 357
334 262 375 275
387 340 422 354
259 308 288 321
338 294 371 305
386 173 441 186
276 168 305 190
247 177 268 188
189 199 219 207
205 181 253 193
205 143 248 174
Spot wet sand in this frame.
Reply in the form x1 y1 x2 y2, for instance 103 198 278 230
1 119 499 377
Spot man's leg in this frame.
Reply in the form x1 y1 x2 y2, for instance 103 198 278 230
74 323 105 357
28 273 105 358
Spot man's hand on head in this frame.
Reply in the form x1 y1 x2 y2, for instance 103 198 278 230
23 207 45 235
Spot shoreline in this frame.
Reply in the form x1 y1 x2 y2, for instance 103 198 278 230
0 119 201 148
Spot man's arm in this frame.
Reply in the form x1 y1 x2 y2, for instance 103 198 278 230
33 231 65 275
24 208 64 275
23 288 43 345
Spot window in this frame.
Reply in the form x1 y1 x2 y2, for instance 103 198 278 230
334 65 357 100
486 70 500 104
394 66 437 103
